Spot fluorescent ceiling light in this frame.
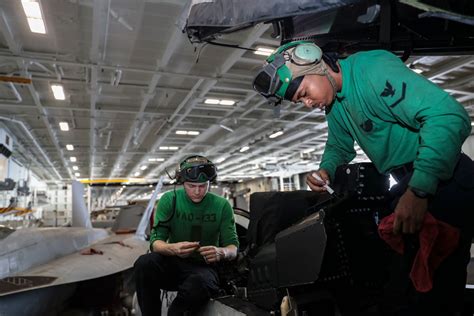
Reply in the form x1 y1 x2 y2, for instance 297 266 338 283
70 157 77 162
148 158 165 162
21 1 42 19
134 172 140 177
72 166 79 171
215 157 226 163
158 146 179 150
204 99 220 104
27 17 46 34
254 47 274 56
269 131 284 139
471 122 474 126
303 148 315 154
74 172 80 177
140 165 148 170
66 144 74 151
176 130 200 136
22 0 46 34
51 84 65 100
219 100 235 106
412 68 423 74
240 146 250 153
59 122 69 131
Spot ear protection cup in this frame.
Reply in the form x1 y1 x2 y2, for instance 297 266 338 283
291 43 323 66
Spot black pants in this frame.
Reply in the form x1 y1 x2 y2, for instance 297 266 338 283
134 252 220 316
382 153 474 316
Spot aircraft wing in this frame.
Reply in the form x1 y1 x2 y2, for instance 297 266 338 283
0 233 148 296
183 0 474 55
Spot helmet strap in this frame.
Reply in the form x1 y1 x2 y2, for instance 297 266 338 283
321 62 337 99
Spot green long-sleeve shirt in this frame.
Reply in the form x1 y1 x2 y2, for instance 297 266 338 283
150 188 239 261
320 50 471 195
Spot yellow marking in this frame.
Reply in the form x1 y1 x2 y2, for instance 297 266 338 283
0 76 32 84
78 178 146 184
0 207 33 215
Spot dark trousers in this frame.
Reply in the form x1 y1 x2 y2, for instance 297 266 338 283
383 153 474 316
134 252 220 316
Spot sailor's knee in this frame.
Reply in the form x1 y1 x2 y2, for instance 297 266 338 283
134 253 157 271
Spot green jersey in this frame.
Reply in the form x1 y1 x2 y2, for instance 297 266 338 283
150 188 239 261
320 50 471 194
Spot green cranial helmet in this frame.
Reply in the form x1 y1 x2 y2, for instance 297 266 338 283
252 41 325 104
176 155 217 183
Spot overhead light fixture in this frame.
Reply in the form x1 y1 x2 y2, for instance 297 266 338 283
240 146 250 153
302 148 315 154
204 99 220 104
148 158 165 162
72 166 79 171
70 157 77 162
254 47 274 56
219 124 234 133
269 131 284 139
215 157 226 163
219 100 235 106
59 122 69 131
205 99 235 106
74 172 80 177
175 130 200 136
159 146 178 150
66 144 74 151
134 171 140 177
140 165 148 170
21 0 46 34
51 84 65 100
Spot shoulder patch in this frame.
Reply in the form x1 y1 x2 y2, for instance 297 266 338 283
380 80 407 108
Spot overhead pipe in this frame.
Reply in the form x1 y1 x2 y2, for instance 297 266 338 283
0 116 62 180
52 63 62 81
0 82 22 103
104 130 112 150
30 61 54 75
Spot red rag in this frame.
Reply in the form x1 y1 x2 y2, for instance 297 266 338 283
378 213 459 292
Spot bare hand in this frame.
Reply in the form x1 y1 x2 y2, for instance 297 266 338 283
169 241 200 258
198 246 227 263
393 189 428 234
306 169 330 193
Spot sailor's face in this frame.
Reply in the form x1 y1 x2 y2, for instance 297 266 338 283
292 74 334 110
184 181 209 203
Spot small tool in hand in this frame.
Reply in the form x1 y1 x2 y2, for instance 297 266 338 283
312 172 335 195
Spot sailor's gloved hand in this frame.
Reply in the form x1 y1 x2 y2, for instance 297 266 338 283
393 189 428 234
306 169 331 193
198 246 228 263
169 241 200 258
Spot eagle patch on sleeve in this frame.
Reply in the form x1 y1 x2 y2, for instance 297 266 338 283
380 80 407 108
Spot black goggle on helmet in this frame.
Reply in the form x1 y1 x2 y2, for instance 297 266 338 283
175 155 217 184
252 41 323 105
